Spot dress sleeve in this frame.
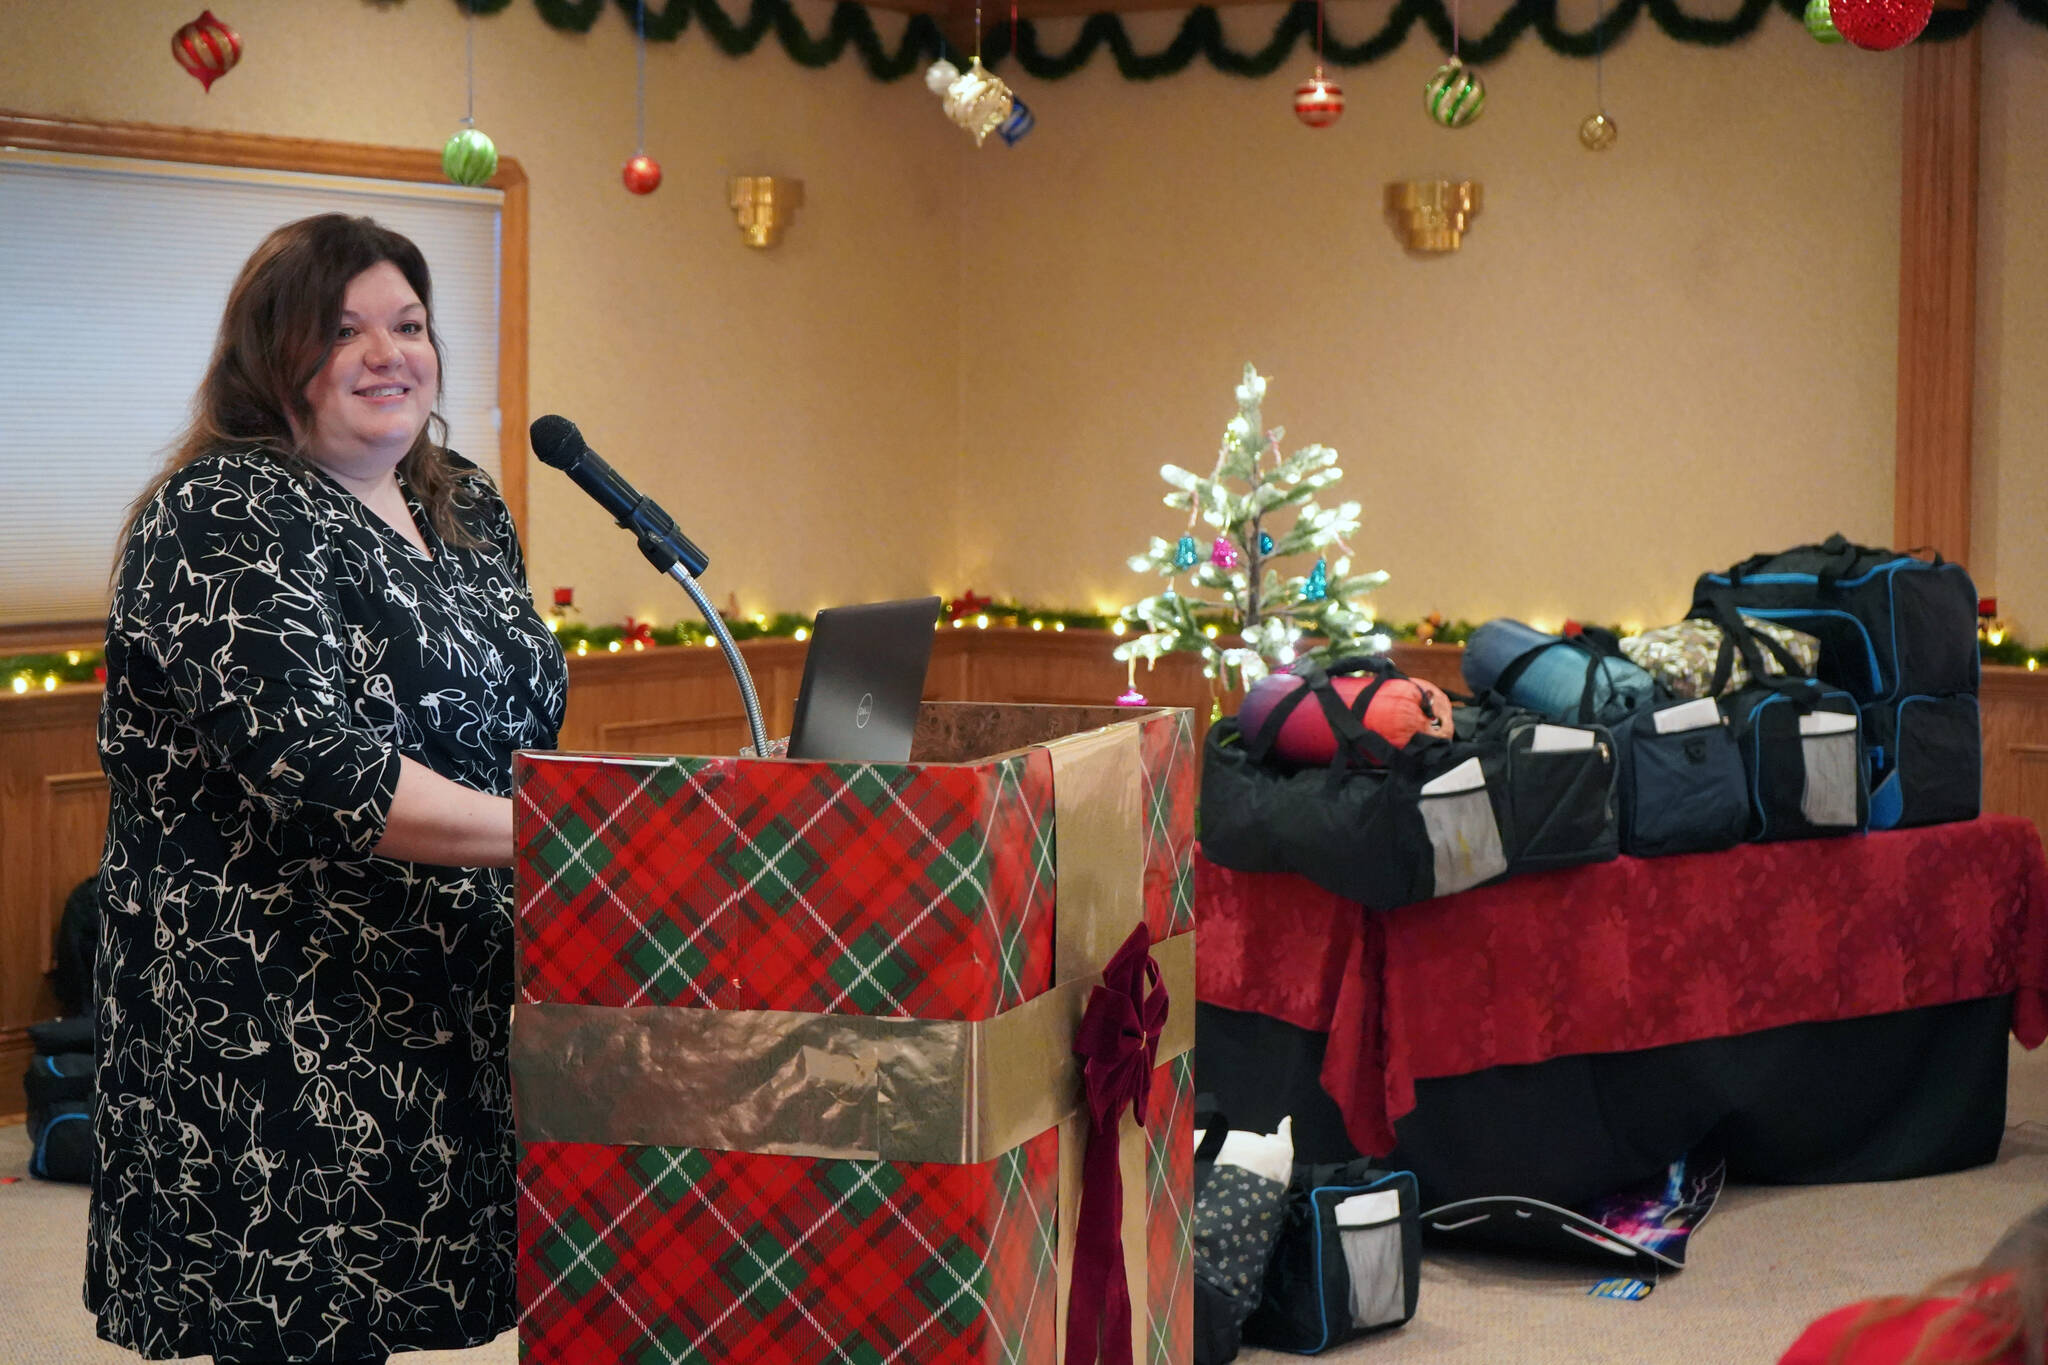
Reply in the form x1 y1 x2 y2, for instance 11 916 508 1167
128 464 402 861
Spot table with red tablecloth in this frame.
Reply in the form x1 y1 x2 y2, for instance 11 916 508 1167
1196 815 2048 1199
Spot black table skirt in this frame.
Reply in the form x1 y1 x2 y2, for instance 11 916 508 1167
1196 994 2013 1210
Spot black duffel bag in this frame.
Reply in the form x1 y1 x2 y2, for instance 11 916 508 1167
1242 1162 1421 1353
1452 695 1620 876
1200 657 1509 911
1691 534 1978 704
25 1015 94 1183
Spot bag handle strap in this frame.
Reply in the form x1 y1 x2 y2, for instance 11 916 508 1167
1244 660 1402 772
1697 595 1810 696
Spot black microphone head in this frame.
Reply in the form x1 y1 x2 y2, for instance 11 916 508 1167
530 415 585 470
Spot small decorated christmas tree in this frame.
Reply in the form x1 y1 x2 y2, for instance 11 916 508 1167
1115 364 1388 695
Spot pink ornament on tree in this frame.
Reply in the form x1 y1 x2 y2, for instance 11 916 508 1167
1116 687 1149 707
1829 0 1932 50
1211 538 1240 570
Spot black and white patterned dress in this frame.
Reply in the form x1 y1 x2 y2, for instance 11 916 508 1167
89 448 567 1363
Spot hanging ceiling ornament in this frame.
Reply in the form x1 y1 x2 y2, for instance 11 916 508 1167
622 0 662 192
1829 0 1933 49
1293 0 1342 128
441 6 497 185
1425 56 1486 128
172 10 242 92
998 95 1036 145
1579 0 1618 150
1805 0 1847 41
443 126 498 185
945 57 1014 145
1294 70 1345 127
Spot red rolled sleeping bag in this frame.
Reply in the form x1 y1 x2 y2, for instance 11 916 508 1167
1237 670 1456 765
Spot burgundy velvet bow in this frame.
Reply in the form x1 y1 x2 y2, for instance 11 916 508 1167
1064 921 1169 1365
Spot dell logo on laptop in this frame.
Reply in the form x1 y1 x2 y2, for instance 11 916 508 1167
855 692 874 728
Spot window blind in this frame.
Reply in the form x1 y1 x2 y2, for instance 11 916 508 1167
0 150 502 627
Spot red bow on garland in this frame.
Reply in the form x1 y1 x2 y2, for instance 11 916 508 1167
947 590 993 622
623 617 655 647
1064 921 1168 1365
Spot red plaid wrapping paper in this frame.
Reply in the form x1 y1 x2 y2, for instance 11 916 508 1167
515 707 1197 1365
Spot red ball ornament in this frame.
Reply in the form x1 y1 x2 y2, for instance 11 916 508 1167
622 154 663 195
1293 71 1345 129
172 9 242 93
1829 0 1932 50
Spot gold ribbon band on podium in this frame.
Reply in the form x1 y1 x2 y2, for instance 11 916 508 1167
510 931 1192 1161
510 713 1190 1364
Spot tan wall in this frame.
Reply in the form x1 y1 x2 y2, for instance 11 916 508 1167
1976 10 2048 640
0 0 964 630
959 7 1906 631
5 3 2032 638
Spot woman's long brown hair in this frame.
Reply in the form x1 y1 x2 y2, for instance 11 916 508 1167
1829 1201 2048 1365
116 212 483 565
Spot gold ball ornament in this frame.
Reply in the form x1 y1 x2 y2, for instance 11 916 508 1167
943 58 1014 147
441 126 499 186
1424 56 1486 129
1579 112 1618 151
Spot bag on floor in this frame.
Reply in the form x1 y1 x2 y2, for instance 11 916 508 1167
1463 619 1661 729
1691 534 1979 703
1192 1108 1295 1365
1242 1162 1421 1353
24 1016 94 1184
1619 615 1822 700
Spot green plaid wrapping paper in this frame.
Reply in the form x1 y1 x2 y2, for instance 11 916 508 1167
514 707 1197 1364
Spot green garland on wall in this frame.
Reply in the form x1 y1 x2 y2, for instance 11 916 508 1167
457 0 2029 83
18 616 2048 691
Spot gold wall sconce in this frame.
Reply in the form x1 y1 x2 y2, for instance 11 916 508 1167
1384 180 1483 253
728 176 804 248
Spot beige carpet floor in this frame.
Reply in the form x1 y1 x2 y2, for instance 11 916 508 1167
5 1042 2045 1365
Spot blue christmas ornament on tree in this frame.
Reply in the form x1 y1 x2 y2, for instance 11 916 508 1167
1259 532 1275 555
1174 534 1199 569
1302 558 1328 602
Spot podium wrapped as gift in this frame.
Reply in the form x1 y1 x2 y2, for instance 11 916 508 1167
511 702 1197 1365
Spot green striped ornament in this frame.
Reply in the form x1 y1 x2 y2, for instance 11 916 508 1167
1805 0 1846 42
441 126 498 186
1425 57 1486 129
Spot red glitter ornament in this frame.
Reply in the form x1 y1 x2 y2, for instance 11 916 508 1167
622 154 663 195
172 10 242 92
1828 0 1932 50
1293 71 1344 129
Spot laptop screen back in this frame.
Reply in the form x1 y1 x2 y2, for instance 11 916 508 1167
785 597 941 762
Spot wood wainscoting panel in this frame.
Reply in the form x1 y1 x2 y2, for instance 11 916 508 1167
1983 666 2048 846
1 685 105 1122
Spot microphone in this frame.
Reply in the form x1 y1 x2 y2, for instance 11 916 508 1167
530 414 709 577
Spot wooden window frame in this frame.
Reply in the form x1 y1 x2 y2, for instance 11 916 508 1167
0 110 528 650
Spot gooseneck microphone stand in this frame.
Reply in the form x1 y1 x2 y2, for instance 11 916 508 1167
665 559 770 759
531 415 770 757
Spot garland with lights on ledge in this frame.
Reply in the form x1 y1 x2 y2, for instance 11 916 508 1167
14 608 2044 692
456 0 2030 84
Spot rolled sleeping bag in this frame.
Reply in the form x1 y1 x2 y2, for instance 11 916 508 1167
1237 670 1456 766
1463 618 1658 726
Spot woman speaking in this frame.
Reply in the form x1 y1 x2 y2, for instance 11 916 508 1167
89 213 567 1365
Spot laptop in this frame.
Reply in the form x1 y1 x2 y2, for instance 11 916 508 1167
785 597 942 762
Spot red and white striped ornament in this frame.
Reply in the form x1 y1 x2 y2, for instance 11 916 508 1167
171 10 241 93
1294 70 1344 128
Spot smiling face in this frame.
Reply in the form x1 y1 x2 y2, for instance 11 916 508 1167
301 260 440 482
